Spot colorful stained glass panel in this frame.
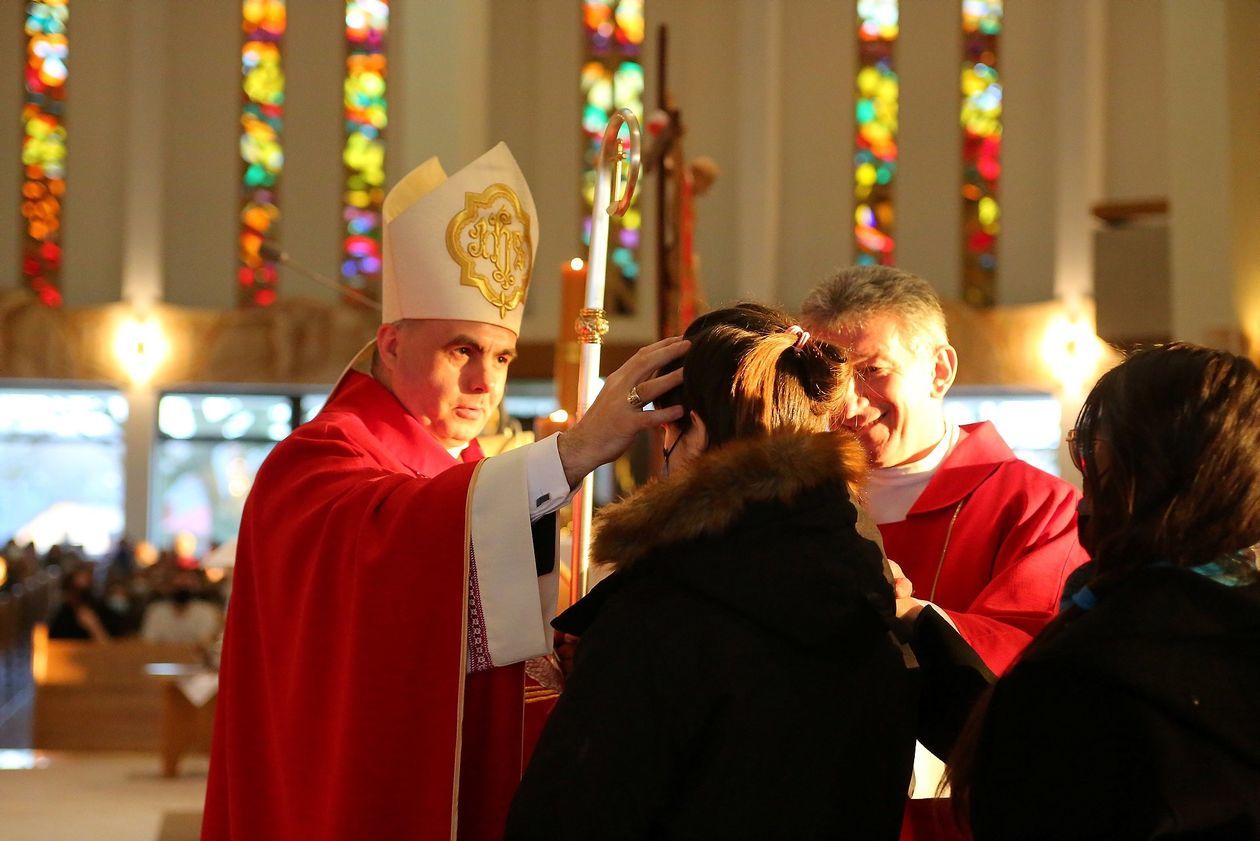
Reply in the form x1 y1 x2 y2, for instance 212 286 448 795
342 0 388 302
238 0 286 307
961 0 1002 306
21 0 69 307
854 0 898 266
580 0 644 315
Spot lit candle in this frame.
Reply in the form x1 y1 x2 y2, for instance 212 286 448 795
554 259 587 416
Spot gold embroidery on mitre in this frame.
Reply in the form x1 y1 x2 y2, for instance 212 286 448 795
445 183 533 319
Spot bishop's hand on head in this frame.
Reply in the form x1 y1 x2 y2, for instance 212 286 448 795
556 335 689 489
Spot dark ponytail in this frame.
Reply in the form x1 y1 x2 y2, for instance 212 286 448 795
657 302 851 449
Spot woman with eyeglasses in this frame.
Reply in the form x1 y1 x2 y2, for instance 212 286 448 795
506 302 923 840
949 343 1260 839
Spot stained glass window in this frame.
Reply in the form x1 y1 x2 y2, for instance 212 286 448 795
961 0 1002 306
854 0 897 266
341 0 388 304
580 0 645 315
238 0 286 307
21 0 69 308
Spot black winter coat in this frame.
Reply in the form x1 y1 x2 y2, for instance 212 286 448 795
967 564 1260 840
507 432 920 840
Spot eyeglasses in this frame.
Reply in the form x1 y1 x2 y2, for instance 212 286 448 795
1067 428 1110 474
1066 428 1086 473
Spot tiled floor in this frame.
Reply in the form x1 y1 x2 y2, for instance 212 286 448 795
0 751 207 841
1 640 204 841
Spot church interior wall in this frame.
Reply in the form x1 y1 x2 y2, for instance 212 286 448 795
979 0 1062 307
775 1 853 311
1165 0 1247 351
1226 0 1260 354
0 0 1225 331
56 0 127 308
491 0 587 344
160 1 239 311
271 0 347 314
893 0 964 302
1102 0 1167 202
1 0 1258 545
391 0 492 200
1089 0 1169 347
0 1 1250 355
491 0 752 345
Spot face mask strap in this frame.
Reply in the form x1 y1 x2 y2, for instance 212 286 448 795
662 426 686 470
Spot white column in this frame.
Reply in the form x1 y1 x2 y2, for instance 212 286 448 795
122 386 157 544
1052 0 1106 309
1226 0 1260 357
994 0 1055 305
897 0 962 298
1163 0 1241 348
733 0 781 303
776 1 851 310
389 0 490 185
60 0 129 305
119 2 170 542
280 0 345 303
516 0 580 343
121 3 166 310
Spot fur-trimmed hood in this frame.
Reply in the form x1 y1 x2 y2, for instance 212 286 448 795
556 430 891 650
594 430 868 570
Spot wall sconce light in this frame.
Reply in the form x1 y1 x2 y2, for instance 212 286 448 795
114 312 169 385
1042 312 1104 394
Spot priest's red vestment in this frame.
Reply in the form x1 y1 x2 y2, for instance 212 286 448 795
203 372 557 841
879 421 1087 675
891 422 1087 841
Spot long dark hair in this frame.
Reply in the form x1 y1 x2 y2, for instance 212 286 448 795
656 302 852 449
1073 343 1260 578
948 342 1260 826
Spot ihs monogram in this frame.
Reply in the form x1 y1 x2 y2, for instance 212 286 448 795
446 184 533 318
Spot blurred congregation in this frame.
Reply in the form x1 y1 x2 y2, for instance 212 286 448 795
0 537 226 647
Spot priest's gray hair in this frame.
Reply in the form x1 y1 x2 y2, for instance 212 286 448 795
369 319 407 379
800 265 949 356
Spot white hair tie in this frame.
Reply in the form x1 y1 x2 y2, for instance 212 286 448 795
786 325 811 349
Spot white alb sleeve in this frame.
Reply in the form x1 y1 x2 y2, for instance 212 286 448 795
468 441 561 667
524 432 575 520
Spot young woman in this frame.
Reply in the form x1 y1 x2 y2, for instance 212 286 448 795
507 303 919 840
951 343 1260 839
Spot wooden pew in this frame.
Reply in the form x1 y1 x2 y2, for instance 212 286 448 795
151 668 218 777
32 625 212 754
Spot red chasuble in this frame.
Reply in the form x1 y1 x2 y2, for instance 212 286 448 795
878 422 1087 675
890 422 1087 841
203 372 548 841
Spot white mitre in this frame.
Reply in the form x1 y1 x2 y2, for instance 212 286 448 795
381 142 538 335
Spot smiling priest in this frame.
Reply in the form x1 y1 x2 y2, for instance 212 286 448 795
202 143 687 841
